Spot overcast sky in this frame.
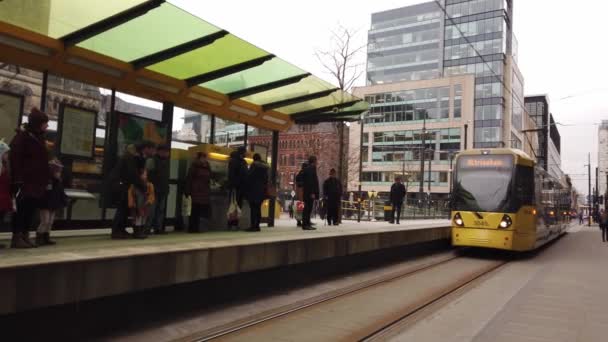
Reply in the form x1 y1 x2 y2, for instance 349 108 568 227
166 0 608 196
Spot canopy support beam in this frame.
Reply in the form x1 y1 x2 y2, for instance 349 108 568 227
227 73 311 100
262 88 340 111
290 100 362 120
131 30 229 69
61 0 165 46
185 55 275 87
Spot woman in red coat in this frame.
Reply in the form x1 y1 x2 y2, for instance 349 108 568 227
184 152 211 233
10 108 50 248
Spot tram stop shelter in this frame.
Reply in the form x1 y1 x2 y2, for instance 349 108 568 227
0 0 368 222
0 1 410 317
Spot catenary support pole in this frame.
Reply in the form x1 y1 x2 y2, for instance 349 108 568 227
358 116 365 223
588 153 592 226
209 115 216 145
268 130 279 227
40 70 48 111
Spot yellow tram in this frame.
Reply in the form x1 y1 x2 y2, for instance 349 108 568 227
451 149 569 251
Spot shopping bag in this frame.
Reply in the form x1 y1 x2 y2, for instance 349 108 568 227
227 192 242 222
182 195 192 217
294 200 304 220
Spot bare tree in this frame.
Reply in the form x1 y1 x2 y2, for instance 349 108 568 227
315 25 366 190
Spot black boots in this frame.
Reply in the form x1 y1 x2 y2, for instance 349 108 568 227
35 232 56 246
133 226 148 239
11 232 35 248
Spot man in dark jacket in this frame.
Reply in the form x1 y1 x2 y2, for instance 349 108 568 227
302 156 320 230
246 154 269 232
185 152 211 233
109 141 156 239
227 146 248 230
146 144 171 234
228 146 248 203
390 177 407 224
294 162 307 227
323 168 342 226
9 108 50 248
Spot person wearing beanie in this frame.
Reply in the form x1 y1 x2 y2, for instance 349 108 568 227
0 139 13 249
9 108 50 248
36 159 68 246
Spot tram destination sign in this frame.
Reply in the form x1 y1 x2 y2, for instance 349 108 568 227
458 155 513 170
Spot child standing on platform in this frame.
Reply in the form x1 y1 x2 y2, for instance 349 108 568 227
128 168 155 239
0 140 13 249
36 159 68 246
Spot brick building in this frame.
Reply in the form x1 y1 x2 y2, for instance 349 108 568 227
248 123 344 197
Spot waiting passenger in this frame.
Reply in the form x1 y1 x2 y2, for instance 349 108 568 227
185 152 211 233
302 156 320 230
323 168 342 226
128 168 155 239
390 177 406 224
108 141 156 239
36 159 68 246
146 144 171 234
10 108 51 248
294 162 308 227
227 146 247 230
600 209 608 243
246 153 269 232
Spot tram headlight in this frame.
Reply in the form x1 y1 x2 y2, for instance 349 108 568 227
498 215 512 229
453 213 464 227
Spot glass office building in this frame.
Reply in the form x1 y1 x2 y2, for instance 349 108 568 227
367 2 443 85
368 0 523 149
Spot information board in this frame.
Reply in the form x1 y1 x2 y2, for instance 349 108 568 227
0 91 23 142
57 104 97 159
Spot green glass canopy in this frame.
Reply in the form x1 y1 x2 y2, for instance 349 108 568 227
77 3 222 62
0 0 367 125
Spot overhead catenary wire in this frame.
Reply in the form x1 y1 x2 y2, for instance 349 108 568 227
433 1 599 129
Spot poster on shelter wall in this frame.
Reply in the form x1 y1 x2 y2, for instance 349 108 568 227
116 112 168 156
0 92 23 143
57 104 97 159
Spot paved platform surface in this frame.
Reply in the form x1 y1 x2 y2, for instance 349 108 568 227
0 218 448 270
393 224 608 342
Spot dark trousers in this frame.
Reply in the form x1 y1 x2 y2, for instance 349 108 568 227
112 190 130 234
602 226 608 242
392 202 403 223
249 201 262 230
326 200 339 225
13 196 39 234
189 203 210 232
303 198 314 227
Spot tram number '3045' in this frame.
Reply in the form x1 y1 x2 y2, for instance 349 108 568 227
474 220 489 227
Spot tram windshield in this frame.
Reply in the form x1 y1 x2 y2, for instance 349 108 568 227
453 154 515 213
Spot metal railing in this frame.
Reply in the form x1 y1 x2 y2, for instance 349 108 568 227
340 198 450 221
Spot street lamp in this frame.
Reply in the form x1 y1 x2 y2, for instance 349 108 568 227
418 109 428 203
358 110 383 223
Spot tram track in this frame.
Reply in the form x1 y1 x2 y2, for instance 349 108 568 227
177 250 508 342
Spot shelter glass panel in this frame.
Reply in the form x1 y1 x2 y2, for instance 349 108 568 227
78 3 222 62
147 35 270 79
0 0 147 38
202 58 306 94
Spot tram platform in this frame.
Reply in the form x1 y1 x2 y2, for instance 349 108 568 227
394 223 608 342
0 218 450 315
